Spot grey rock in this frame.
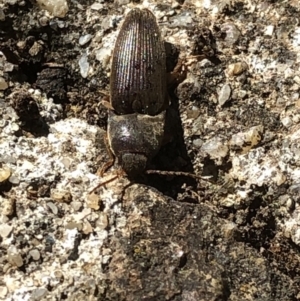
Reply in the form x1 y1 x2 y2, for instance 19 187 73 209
79 52 89 78
79 34 93 46
218 83 231 106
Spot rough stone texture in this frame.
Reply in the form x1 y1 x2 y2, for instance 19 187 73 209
1 0 300 300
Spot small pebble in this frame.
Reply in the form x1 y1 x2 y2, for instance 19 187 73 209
6 0 17 4
39 16 49 26
0 224 13 238
0 119 6 127
114 0 130 5
0 9 5 21
61 157 72 168
51 189 72 203
193 138 203 148
29 41 43 56
0 154 16 164
191 116 204 135
29 249 41 261
79 53 89 78
47 202 58 214
86 193 100 210
221 23 241 45
0 166 11 182
56 20 66 28
96 212 108 230
71 201 83 211
17 40 26 49
79 34 93 46
227 62 248 76
201 136 229 160
36 0 68 18
66 221 82 230
294 75 300 86
264 25 274 36
101 16 114 31
218 84 231 106
91 3 103 10
0 197 15 216
230 125 264 153
199 59 213 67
170 11 193 27
281 116 292 128
54 270 63 281
9 175 20 184
96 47 111 68
186 106 201 119
237 90 247 99
0 77 8 90
4 62 14 72
0 286 8 298
220 194 241 208
82 221 93 234
11 122 19 132
7 245 23 267
222 222 237 239
30 288 48 300
286 197 295 211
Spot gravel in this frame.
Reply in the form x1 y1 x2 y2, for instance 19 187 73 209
1 0 300 300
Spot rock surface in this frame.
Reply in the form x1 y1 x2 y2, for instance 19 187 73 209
1 0 300 300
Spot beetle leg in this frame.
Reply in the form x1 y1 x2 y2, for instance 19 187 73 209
97 134 115 177
89 174 119 194
100 99 114 110
168 58 187 88
168 54 209 88
97 90 114 110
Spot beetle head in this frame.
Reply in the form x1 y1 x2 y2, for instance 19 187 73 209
121 153 147 178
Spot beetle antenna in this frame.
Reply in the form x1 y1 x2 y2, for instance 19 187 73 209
89 174 119 194
145 169 213 182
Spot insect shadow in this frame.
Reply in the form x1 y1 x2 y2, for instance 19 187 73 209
144 42 198 198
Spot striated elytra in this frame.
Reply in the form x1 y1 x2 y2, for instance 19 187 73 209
106 8 168 178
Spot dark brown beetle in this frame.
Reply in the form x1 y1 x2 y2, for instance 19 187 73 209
102 8 168 178
90 8 209 194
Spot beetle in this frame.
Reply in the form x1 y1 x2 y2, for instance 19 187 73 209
101 8 168 179
91 8 207 193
